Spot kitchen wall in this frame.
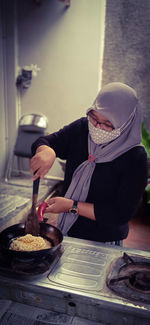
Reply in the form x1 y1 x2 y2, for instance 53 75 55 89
0 4 6 178
0 0 106 179
0 0 19 180
17 0 106 132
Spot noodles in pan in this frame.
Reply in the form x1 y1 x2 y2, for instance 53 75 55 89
9 234 52 251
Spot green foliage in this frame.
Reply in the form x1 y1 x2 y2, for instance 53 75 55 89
142 123 150 158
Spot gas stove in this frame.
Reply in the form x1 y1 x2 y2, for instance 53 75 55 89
0 237 150 325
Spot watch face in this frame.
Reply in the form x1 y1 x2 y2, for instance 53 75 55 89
70 208 78 215
69 201 78 215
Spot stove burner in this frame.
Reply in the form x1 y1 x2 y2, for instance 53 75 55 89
107 252 150 304
129 271 150 292
0 247 63 278
11 256 51 274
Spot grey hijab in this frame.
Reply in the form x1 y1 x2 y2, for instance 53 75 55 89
58 82 142 235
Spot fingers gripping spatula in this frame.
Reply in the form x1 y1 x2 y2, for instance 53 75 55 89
25 176 40 236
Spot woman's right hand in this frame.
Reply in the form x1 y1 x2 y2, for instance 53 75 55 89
30 145 56 180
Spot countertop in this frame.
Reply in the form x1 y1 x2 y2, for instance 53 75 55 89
0 177 63 232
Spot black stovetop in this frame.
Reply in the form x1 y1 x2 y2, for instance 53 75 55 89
0 246 63 278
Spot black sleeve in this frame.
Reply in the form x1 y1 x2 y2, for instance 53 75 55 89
31 118 85 159
94 147 148 227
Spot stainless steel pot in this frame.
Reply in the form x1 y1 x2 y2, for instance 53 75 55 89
19 114 48 132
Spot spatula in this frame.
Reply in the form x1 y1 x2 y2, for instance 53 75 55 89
25 176 40 236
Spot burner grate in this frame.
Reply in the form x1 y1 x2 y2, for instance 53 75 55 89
10 256 51 275
107 252 150 303
129 271 150 292
0 247 62 278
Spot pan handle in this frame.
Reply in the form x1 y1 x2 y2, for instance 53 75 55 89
37 201 48 222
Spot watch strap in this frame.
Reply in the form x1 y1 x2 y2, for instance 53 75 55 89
69 200 78 214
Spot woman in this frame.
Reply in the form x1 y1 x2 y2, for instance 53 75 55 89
31 82 148 245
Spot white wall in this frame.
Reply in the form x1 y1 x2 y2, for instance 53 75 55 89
0 3 6 178
17 0 106 129
0 0 106 179
16 0 106 177
0 0 19 180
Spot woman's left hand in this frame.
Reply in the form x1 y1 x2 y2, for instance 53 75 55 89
44 197 73 214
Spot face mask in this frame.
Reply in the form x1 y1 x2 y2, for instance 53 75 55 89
88 120 120 144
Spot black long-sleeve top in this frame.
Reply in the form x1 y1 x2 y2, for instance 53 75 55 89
32 117 148 242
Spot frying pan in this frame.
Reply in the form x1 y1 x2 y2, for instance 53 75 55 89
0 222 63 259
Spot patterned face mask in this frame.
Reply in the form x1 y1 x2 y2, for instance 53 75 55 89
88 120 120 144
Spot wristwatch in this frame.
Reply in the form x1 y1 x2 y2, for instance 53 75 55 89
69 200 78 215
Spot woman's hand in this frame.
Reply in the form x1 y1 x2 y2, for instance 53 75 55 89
30 145 56 180
44 197 73 214
43 197 96 221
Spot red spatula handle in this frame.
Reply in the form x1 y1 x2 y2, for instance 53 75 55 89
37 201 48 221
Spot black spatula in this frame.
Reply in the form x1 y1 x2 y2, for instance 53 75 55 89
25 177 40 236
